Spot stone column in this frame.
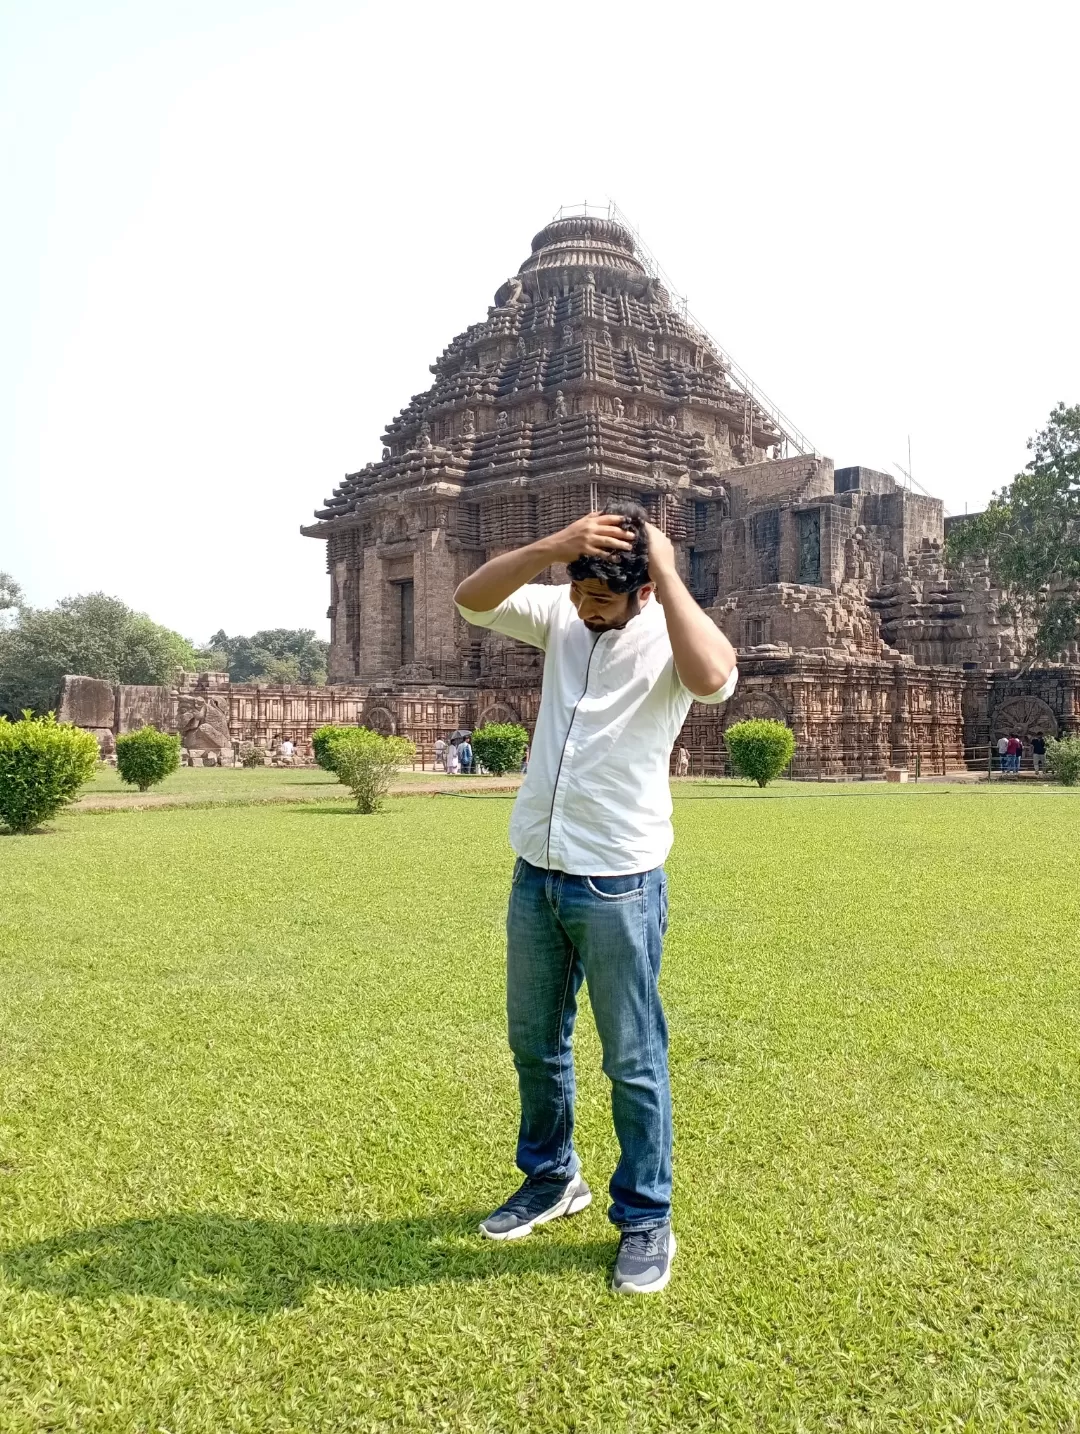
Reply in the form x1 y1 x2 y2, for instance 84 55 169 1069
415 518 459 676
891 669 910 768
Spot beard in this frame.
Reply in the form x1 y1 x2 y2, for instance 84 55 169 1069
582 590 642 632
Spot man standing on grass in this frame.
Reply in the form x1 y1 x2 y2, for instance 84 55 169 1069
454 500 737 1294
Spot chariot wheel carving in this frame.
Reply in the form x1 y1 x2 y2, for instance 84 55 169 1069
475 702 521 728
722 690 789 729
990 695 1057 742
362 705 396 736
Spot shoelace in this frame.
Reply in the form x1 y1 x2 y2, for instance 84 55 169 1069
504 1177 564 1217
620 1228 663 1261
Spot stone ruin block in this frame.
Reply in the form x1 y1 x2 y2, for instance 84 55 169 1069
56 675 117 753
117 684 177 735
58 675 116 731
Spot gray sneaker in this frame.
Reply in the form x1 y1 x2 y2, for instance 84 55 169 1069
479 1172 592 1241
611 1223 676 1294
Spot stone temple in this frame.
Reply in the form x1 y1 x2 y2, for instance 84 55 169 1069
294 212 1077 774
59 213 1080 772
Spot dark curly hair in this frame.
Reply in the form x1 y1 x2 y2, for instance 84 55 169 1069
566 500 651 594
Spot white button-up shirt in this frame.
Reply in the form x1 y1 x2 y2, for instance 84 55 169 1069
457 585 737 875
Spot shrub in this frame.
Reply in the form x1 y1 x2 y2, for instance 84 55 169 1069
1046 734 1080 786
115 725 181 792
471 722 529 776
0 712 100 833
724 718 795 788
312 724 352 773
239 742 263 769
332 727 414 813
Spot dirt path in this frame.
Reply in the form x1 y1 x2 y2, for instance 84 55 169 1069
74 775 522 812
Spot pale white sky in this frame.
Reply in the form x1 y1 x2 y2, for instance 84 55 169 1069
2 0 1077 644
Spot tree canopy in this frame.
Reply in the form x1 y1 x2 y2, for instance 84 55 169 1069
199 628 329 685
0 591 198 718
947 403 1080 661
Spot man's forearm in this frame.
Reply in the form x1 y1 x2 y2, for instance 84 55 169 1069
453 537 559 612
454 512 635 611
653 566 737 697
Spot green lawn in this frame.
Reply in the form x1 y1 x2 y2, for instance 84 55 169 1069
1 784 1079 1431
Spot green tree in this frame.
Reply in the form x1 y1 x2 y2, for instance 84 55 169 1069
471 722 529 776
947 403 1080 661
0 572 22 622
115 726 182 792
0 713 100 833
724 718 795 787
332 728 414 813
199 629 329 685
0 593 198 719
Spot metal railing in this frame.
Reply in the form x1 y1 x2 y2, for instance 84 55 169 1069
551 200 817 459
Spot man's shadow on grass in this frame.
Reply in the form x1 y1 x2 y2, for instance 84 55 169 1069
0 1211 612 1311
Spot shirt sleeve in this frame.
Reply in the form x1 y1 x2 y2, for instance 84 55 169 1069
676 663 738 707
455 583 565 652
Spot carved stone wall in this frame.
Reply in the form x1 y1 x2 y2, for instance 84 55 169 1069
68 660 1080 778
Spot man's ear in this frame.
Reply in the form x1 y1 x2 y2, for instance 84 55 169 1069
639 583 657 604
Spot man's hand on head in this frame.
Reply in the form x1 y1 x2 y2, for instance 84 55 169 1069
548 512 635 565
644 522 676 585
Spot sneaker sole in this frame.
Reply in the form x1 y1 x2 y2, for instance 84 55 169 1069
479 1186 592 1241
611 1230 677 1294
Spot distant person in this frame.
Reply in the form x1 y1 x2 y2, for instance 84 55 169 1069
445 741 460 776
459 737 473 774
675 744 690 777
455 499 737 1295
997 734 1009 773
1032 733 1046 773
1007 733 1022 774
434 737 446 772
280 738 294 760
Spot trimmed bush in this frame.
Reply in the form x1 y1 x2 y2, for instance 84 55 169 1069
1046 734 1080 786
115 725 181 792
724 718 795 788
312 724 352 774
471 722 529 776
333 727 415 813
0 712 100 833
239 742 263 769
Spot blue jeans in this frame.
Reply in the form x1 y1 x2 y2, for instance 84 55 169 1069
505 858 671 1231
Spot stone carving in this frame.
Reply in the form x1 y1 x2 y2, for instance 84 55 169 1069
418 422 432 451
178 692 232 752
613 397 624 422
516 337 527 357
990 695 1058 742
504 275 524 306
382 446 391 461
496 410 509 430
646 336 657 356
562 324 574 348
554 390 568 419
462 409 475 436
584 269 596 291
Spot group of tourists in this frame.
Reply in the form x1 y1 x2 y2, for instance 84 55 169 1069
996 731 1046 774
434 735 473 775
